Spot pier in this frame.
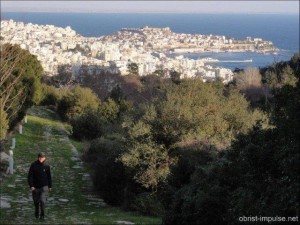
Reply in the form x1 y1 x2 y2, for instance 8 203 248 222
209 59 253 63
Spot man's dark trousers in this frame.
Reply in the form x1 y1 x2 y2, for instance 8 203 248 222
32 186 48 218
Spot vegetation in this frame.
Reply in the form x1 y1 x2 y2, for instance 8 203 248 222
2 41 299 223
170 70 181 84
78 55 299 221
0 43 44 137
85 136 127 206
235 67 264 101
0 107 161 225
40 84 63 106
127 62 139 76
0 107 9 140
56 85 100 121
71 77 266 216
162 54 300 224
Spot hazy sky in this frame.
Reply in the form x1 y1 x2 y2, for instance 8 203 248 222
1 1 299 14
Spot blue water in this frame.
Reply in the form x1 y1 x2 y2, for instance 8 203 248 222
2 12 299 69
169 51 294 70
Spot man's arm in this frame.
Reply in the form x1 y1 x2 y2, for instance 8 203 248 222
27 163 34 189
47 165 52 190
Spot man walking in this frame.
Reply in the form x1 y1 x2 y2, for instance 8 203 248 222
28 152 52 220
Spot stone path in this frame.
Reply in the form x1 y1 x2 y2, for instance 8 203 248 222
0 108 138 225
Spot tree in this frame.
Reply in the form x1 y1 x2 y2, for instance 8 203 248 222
0 106 9 140
40 84 61 106
0 43 44 129
235 67 263 101
261 55 299 91
127 62 139 76
119 79 264 194
280 65 297 87
108 84 124 103
163 63 300 224
97 98 120 124
289 53 300 75
120 120 174 190
86 136 127 205
170 70 181 84
153 69 164 78
71 108 102 140
152 79 264 148
57 85 100 121
236 67 262 88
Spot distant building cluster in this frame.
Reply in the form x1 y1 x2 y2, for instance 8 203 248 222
0 20 277 83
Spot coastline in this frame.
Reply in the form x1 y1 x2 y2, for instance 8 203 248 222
169 50 295 70
1 18 296 78
165 48 280 55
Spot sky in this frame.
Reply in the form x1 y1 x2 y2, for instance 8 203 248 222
1 1 299 14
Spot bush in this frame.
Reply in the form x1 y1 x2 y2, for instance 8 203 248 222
70 109 102 140
57 93 75 121
162 145 223 225
131 192 164 216
150 79 265 149
87 137 127 205
86 134 165 216
57 85 100 121
40 84 61 106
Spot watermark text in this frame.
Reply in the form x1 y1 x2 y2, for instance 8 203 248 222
239 216 298 223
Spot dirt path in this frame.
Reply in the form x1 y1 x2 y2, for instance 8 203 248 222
0 107 159 225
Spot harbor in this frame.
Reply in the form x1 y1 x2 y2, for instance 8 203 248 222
208 59 253 63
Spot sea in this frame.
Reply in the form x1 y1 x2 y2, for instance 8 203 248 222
2 12 299 70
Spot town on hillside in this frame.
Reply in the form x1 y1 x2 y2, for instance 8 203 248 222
1 20 278 83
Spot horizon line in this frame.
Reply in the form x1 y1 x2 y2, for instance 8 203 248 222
2 10 299 15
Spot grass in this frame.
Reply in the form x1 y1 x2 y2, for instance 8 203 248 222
0 106 161 225
69 138 89 155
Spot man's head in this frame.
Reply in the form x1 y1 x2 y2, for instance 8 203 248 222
37 152 46 163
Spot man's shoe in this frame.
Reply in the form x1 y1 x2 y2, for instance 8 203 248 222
40 211 45 220
35 206 39 219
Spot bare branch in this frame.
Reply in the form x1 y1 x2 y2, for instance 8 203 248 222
6 91 28 121
3 86 26 113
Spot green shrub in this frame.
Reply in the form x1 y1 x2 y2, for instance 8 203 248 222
57 85 100 121
87 137 127 205
40 84 61 106
70 109 102 140
163 75 300 224
131 192 164 216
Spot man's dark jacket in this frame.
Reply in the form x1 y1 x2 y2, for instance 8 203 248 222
28 160 52 189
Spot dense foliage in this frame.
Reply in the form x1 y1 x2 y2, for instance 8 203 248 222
234 53 299 109
85 136 127 205
127 62 139 76
0 43 43 138
0 107 9 140
23 51 299 222
56 85 100 121
70 98 121 140
76 76 265 216
162 55 300 224
151 80 264 148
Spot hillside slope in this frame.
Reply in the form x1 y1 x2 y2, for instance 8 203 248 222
0 107 160 225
